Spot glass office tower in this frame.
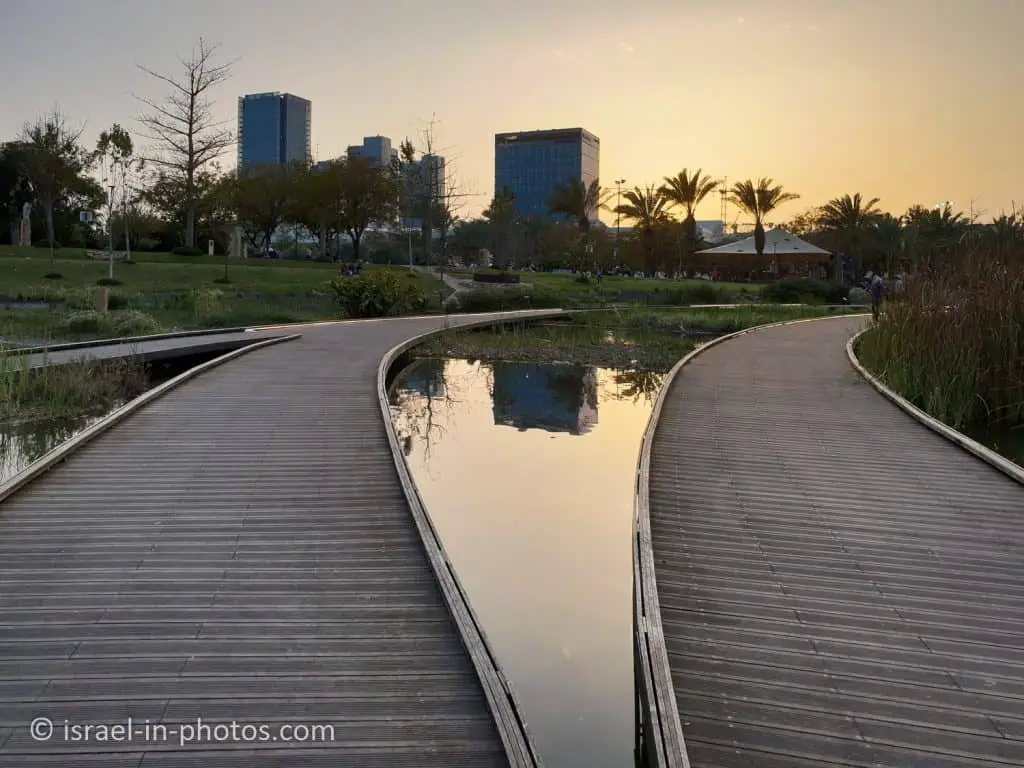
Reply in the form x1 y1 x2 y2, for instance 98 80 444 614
493 128 600 218
237 92 312 168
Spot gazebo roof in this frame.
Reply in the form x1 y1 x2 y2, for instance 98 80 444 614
698 228 831 256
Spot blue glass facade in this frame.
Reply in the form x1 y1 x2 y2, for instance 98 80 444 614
494 128 600 218
490 361 598 435
237 92 311 168
347 136 394 168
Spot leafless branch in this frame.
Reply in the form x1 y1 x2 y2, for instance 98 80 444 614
134 38 235 247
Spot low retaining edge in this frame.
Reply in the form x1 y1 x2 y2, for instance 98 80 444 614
0 334 301 505
846 327 1024 486
376 309 567 768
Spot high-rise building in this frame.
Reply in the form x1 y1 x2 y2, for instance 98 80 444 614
494 127 600 219
346 136 394 168
399 153 447 230
237 92 312 168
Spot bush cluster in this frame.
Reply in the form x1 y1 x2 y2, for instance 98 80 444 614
761 278 848 304
325 270 427 318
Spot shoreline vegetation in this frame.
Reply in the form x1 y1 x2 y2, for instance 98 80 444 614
856 243 1024 467
0 351 146 427
413 306 861 372
0 246 857 347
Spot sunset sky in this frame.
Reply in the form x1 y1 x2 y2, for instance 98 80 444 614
2 0 1021 223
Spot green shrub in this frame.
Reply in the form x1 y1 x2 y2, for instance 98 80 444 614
111 310 163 336
58 310 104 335
170 246 202 256
456 288 561 313
661 282 721 305
325 270 427 318
107 294 129 310
96 277 122 286
33 239 61 249
762 278 847 304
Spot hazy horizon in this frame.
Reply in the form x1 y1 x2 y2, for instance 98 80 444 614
2 0 1021 223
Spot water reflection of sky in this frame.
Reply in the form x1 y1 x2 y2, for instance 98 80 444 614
390 357 664 768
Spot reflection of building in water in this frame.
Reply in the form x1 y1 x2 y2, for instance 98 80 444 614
490 362 598 435
400 358 446 399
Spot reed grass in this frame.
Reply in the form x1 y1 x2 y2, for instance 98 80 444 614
856 244 1024 432
0 348 148 424
415 305 852 372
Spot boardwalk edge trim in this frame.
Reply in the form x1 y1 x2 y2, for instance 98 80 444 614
6 326 257 356
0 334 301 506
377 310 566 768
633 311 868 768
847 327 1024 486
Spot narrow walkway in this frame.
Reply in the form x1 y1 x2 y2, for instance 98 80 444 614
18 330 282 370
0 315 546 766
648 316 1024 767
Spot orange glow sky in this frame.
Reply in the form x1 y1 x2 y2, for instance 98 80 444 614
2 0 1020 223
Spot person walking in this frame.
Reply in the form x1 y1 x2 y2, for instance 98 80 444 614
870 274 885 321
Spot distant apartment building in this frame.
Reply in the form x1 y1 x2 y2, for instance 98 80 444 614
494 127 600 219
346 136 396 168
396 153 447 231
236 92 312 169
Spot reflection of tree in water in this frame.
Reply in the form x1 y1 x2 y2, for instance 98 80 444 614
0 415 94 481
606 368 666 404
390 358 475 461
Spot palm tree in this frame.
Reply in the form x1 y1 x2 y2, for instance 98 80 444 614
820 193 882 280
659 169 719 277
727 178 800 270
903 203 968 269
546 178 605 233
547 179 607 271
613 185 670 274
870 213 904 278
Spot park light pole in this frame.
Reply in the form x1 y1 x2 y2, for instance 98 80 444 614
104 177 116 280
614 178 625 266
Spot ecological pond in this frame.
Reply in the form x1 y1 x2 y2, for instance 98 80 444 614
389 356 666 768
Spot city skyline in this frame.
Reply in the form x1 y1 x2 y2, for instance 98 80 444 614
2 0 1021 222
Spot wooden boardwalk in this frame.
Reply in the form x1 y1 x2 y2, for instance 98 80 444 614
646 316 1024 767
17 330 283 370
0 315 547 767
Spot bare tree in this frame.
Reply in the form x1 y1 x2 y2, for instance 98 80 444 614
19 109 91 270
414 116 477 276
136 39 234 249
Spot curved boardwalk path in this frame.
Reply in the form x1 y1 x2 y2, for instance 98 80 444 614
0 315 546 767
648 316 1024 767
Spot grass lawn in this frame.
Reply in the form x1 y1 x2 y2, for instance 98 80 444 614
0 245 450 344
450 267 764 306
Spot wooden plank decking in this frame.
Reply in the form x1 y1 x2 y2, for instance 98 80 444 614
17 330 283 370
646 316 1024 767
0 315 546 767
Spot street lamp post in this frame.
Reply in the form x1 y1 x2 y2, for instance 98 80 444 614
105 178 116 281
614 178 625 266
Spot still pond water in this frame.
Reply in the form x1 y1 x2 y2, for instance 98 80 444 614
389 357 665 768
